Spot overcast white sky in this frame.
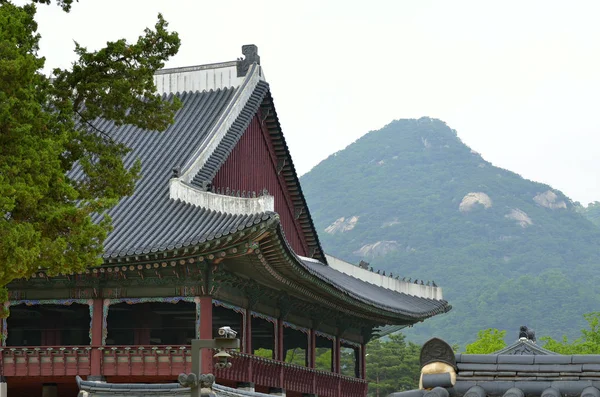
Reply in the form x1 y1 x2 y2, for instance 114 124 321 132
29 0 600 205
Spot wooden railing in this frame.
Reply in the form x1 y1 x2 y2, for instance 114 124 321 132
0 346 92 377
100 345 191 376
0 346 367 397
215 351 368 397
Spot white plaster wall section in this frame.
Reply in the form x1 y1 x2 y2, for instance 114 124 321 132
178 64 264 184
153 61 242 95
320 254 443 300
170 178 274 215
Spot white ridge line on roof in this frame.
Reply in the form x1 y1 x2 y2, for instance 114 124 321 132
298 255 321 263
323 254 444 300
178 64 263 184
169 179 274 215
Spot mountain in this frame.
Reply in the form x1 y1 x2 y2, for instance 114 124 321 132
577 202 600 227
300 117 600 347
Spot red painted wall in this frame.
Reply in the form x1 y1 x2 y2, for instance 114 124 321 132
212 114 308 256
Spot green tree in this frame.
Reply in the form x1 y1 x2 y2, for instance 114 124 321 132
366 334 421 397
0 0 180 307
465 329 506 354
576 201 600 227
542 312 600 354
315 347 332 371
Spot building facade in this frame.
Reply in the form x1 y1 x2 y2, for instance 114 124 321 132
2 45 450 397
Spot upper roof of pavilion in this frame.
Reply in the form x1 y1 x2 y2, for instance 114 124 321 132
66 45 450 328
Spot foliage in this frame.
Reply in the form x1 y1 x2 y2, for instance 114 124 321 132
284 347 307 365
465 328 506 354
541 312 600 354
253 348 273 359
315 347 333 371
366 333 421 397
0 1 180 306
576 202 600 227
300 117 600 347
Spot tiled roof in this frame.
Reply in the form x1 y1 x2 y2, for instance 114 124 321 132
189 80 267 186
66 54 448 322
189 81 326 262
72 62 325 262
389 338 600 397
70 86 276 259
75 377 273 397
493 339 558 355
259 89 326 261
299 257 450 320
450 352 600 396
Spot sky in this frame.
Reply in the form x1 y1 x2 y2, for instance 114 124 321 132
28 0 600 205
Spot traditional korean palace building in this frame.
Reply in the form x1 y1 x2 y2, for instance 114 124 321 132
2 45 450 397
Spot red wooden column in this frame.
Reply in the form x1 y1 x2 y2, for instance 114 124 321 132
276 319 285 389
308 329 316 368
244 309 253 381
276 319 284 361
334 336 341 374
90 299 104 377
245 309 252 354
360 343 367 379
199 297 213 374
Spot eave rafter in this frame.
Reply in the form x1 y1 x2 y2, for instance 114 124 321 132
254 224 448 324
8 215 444 329
8 223 272 291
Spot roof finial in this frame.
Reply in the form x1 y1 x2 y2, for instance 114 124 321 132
237 44 260 77
519 325 536 342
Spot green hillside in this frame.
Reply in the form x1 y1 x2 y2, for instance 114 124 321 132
300 117 600 347
578 202 600 227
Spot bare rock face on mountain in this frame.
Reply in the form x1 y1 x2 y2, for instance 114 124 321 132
534 190 567 209
459 192 492 212
300 117 600 347
505 208 533 228
324 216 359 234
382 218 401 228
354 241 399 257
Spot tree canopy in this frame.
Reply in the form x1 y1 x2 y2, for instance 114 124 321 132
541 312 600 354
0 0 180 307
464 328 506 354
366 333 421 397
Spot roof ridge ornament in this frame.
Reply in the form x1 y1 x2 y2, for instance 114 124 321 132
519 325 536 342
420 338 457 370
237 44 260 77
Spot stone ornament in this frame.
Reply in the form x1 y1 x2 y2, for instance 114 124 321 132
419 338 456 370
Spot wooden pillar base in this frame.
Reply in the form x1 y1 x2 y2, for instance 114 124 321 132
42 383 58 397
86 376 106 382
237 382 255 392
269 387 286 396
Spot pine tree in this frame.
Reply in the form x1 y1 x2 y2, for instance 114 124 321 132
366 334 421 397
0 0 180 308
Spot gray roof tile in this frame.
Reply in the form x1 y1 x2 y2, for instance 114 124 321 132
71 87 276 259
76 376 277 396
